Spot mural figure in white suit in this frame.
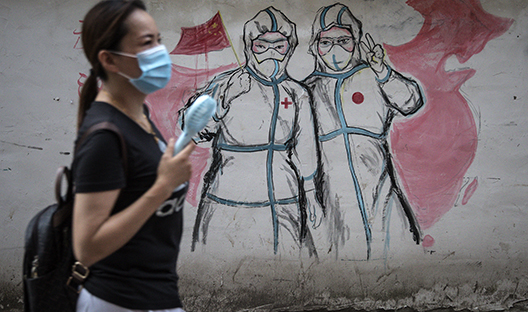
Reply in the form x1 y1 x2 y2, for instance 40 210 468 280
181 7 325 258
303 3 425 260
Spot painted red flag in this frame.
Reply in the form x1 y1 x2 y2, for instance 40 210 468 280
171 12 230 55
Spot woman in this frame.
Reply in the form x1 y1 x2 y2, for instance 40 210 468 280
72 1 194 311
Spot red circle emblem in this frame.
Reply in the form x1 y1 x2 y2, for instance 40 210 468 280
352 92 364 104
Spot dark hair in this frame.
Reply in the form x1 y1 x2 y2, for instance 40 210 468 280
78 0 147 129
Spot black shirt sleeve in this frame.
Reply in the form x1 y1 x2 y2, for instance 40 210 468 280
74 129 126 193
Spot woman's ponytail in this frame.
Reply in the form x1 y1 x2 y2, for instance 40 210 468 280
77 70 99 129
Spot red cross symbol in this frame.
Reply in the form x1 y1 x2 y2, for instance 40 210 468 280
281 97 292 109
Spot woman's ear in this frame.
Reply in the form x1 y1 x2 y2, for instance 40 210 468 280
98 50 120 74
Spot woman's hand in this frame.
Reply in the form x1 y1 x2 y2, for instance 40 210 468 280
155 138 195 198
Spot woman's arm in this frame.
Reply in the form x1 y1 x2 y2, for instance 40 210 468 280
72 139 195 267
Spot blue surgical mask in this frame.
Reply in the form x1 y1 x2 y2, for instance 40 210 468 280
112 45 172 94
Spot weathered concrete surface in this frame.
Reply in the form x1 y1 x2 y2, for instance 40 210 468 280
4 253 527 311
2 298 528 312
172 255 528 312
243 300 528 311
3 258 528 312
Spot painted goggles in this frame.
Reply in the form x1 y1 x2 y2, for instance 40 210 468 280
251 38 290 55
317 36 354 55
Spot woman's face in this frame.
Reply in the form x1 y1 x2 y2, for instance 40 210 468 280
114 9 162 79
317 26 355 71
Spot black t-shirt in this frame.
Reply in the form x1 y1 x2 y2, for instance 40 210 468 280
73 102 187 310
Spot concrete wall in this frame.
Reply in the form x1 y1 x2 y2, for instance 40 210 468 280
1 0 527 310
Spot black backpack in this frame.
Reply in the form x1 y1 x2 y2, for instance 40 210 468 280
23 122 126 312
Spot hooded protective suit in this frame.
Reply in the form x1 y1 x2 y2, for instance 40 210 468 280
244 7 298 80
303 3 424 260
181 7 322 257
308 2 362 73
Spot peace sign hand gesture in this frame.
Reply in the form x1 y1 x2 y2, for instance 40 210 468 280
360 33 388 77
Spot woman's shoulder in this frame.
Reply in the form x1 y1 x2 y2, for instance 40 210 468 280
80 102 130 131
76 102 127 145
83 101 118 123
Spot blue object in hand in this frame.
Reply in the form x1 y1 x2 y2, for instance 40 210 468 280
174 95 216 156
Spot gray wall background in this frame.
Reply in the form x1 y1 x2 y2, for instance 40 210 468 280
0 0 527 310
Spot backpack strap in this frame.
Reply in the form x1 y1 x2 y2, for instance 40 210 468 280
52 121 127 228
64 121 128 292
76 121 128 177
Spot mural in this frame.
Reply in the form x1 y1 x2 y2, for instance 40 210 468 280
74 0 513 261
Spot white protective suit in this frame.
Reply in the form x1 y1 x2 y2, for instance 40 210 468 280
181 7 323 258
303 3 424 260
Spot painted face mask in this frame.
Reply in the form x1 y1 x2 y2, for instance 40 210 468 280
318 36 354 71
112 45 172 94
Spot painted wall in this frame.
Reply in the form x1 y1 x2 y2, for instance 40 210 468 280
0 0 527 310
